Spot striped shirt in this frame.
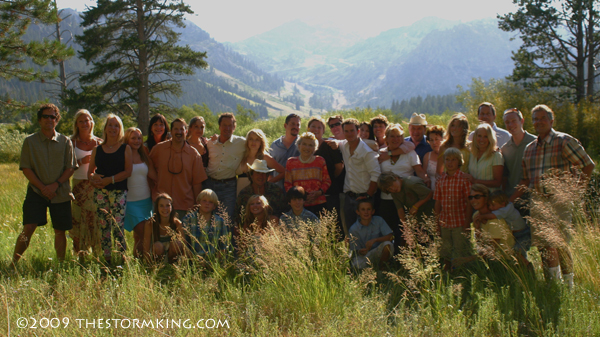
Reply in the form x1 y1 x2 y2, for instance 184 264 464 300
522 129 594 193
468 150 504 192
434 170 472 228
284 156 331 206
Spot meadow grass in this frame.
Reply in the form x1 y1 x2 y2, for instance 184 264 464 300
0 166 599 335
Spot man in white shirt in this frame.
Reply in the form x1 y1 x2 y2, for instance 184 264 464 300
468 102 511 148
337 118 381 237
205 113 246 221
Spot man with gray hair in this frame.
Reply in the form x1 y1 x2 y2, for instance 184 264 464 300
511 104 595 287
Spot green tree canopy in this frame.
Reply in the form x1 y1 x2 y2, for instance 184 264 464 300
498 0 600 103
71 0 208 133
0 0 74 107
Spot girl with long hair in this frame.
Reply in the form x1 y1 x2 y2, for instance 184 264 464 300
143 193 185 263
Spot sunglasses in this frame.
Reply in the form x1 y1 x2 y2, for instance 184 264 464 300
41 114 57 120
328 122 341 129
468 194 485 200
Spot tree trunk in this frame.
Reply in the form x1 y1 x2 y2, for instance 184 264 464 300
575 3 586 104
586 0 595 102
136 0 149 135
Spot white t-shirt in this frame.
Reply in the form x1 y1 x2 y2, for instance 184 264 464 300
380 150 420 200
127 162 151 202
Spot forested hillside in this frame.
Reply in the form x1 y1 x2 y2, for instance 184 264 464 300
0 8 284 119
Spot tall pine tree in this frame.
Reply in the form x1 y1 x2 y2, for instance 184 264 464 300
0 0 73 108
73 0 208 132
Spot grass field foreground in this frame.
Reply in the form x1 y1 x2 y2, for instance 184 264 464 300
1 163 600 336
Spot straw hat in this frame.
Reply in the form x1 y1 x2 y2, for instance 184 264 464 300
408 112 428 126
247 159 275 173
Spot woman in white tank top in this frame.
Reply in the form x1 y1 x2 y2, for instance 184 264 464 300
124 127 157 258
70 110 101 258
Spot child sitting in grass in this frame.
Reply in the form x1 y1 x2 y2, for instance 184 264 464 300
349 198 394 270
181 189 230 259
434 147 472 270
474 190 530 259
279 186 319 230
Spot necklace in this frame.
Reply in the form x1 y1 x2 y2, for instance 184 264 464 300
78 137 94 146
299 155 314 164
390 155 400 165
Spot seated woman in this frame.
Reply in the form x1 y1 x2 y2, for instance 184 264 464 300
143 193 185 263
452 184 515 268
236 159 287 224
236 129 285 195
181 189 230 259
284 132 331 216
234 195 279 254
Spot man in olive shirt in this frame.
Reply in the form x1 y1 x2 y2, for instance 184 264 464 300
13 104 78 265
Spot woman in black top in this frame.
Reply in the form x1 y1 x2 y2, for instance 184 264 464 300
144 114 170 152
88 114 132 262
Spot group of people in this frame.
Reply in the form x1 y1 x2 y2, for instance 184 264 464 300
13 102 595 286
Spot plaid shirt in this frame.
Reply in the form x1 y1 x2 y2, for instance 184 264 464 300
434 170 472 228
522 129 594 194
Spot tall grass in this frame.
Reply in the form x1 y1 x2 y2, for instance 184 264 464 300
0 148 599 334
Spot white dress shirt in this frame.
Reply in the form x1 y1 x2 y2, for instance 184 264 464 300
339 139 381 194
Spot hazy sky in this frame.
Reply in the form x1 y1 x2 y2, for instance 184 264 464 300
57 0 519 43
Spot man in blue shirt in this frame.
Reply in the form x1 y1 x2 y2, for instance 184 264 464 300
270 113 301 188
405 112 432 163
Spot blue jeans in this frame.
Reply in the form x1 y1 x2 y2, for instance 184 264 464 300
203 178 237 224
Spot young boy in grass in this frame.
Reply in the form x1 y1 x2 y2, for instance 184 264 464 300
434 147 472 269
280 186 319 230
349 198 394 270
181 189 230 258
474 190 531 259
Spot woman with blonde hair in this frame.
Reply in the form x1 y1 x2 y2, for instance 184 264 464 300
436 113 471 176
284 132 331 216
466 123 504 192
88 114 132 263
379 123 429 246
236 129 285 195
123 127 157 258
70 109 102 257
241 195 279 232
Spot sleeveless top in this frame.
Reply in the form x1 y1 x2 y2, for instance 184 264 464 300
426 155 438 192
95 144 128 191
127 162 151 201
73 141 93 180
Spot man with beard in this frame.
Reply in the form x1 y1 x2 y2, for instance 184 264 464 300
150 118 206 220
270 113 301 188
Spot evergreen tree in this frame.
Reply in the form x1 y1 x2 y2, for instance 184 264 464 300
498 0 600 103
0 0 73 108
73 0 208 133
